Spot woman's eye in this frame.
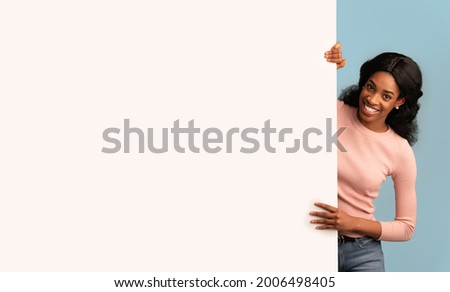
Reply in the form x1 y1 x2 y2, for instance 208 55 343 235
384 95 391 100
366 84 374 90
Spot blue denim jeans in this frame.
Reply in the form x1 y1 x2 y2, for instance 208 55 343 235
338 236 385 272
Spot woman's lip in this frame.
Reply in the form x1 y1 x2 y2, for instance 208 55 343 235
361 102 380 116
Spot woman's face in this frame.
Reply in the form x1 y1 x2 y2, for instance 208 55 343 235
357 71 405 132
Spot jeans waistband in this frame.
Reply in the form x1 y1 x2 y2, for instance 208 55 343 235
338 235 358 244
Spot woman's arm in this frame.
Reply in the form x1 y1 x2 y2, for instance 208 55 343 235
311 142 417 241
378 141 417 241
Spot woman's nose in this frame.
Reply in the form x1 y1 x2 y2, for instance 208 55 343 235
366 93 380 105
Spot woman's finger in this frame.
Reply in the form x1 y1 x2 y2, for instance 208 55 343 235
326 57 343 63
324 51 340 56
328 51 342 58
315 224 336 230
314 202 338 212
310 218 335 225
337 59 347 69
332 42 342 50
309 211 336 219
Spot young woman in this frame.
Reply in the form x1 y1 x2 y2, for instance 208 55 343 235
310 43 423 272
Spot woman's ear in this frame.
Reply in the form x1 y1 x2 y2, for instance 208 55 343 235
395 97 406 108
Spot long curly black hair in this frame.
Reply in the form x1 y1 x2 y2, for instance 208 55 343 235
339 52 423 145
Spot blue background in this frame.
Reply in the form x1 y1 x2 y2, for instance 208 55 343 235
337 0 450 271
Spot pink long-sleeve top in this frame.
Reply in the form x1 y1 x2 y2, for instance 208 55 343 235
337 100 417 241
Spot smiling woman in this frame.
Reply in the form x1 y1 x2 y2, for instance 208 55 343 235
358 71 404 132
311 45 423 272
340 52 423 144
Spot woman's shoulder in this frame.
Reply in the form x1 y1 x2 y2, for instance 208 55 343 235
389 132 416 171
390 129 413 151
336 99 354 111
336 99 355 123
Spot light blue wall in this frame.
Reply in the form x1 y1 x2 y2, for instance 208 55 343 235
337 0 450 271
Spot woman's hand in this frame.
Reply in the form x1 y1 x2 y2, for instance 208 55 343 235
310 202 355 231
310 202 382 238
325 42 346 69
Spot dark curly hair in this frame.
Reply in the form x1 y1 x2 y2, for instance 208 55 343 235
339 52 423 145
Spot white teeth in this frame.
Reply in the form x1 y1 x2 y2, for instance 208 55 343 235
364 104 379 113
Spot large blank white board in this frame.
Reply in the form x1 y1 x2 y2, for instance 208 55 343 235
0 0 337 271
